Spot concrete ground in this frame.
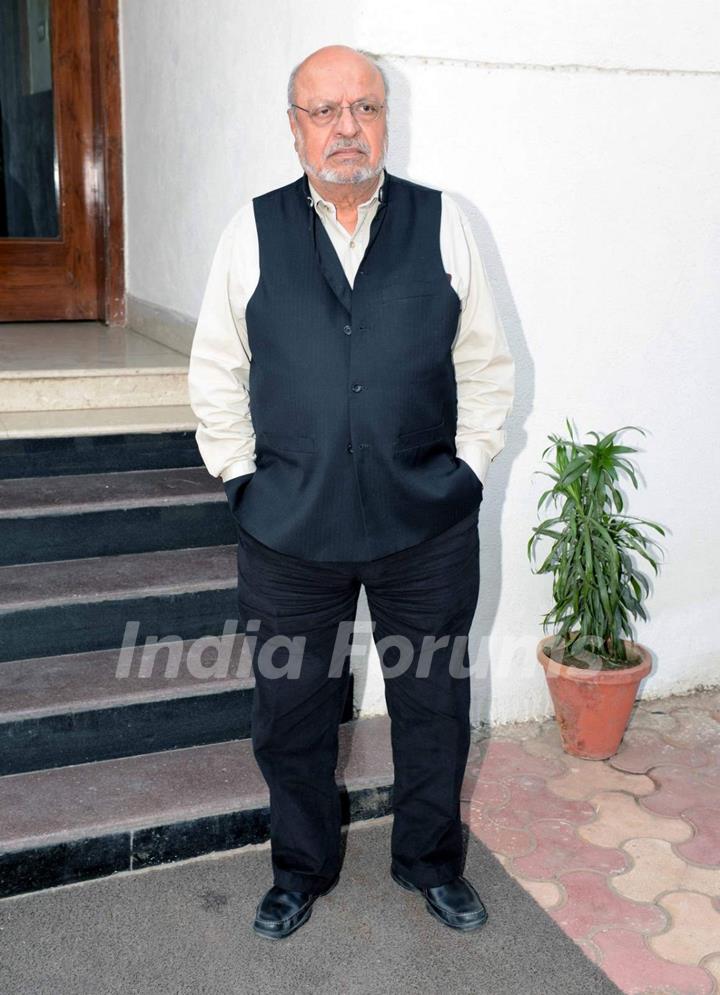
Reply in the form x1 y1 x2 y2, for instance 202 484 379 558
0 816 620 995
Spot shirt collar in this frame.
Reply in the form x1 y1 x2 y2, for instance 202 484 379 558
307 168 385 215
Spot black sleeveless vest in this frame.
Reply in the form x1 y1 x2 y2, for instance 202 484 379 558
234 169 484 561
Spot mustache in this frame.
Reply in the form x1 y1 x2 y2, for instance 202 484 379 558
325 140 369 157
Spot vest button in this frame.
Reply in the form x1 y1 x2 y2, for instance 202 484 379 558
346 443 354 454
351 383 363 392
343 325 352 335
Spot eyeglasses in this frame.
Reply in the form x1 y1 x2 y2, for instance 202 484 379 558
290 100 385 127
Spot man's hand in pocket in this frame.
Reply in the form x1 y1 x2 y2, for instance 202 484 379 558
223 472 254 513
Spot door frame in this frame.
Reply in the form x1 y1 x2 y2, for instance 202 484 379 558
89 0 125 325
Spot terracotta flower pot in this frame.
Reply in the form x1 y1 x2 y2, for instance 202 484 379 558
536 635 652 760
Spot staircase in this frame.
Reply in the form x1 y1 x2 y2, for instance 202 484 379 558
0 428 393 900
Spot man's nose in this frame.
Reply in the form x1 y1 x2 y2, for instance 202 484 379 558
334 105 360 137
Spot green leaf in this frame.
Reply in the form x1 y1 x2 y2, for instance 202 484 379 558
528 421 666 668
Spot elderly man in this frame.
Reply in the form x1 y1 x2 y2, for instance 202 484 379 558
188 44 514 939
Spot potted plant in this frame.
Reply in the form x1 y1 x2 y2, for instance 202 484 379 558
527 419 666 760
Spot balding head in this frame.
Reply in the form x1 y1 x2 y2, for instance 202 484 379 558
287 45 389 113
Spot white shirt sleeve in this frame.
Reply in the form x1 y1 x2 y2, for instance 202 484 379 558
187 203 259 482
441 192 515 486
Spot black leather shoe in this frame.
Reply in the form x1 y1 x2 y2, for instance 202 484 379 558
391 867 488 931
252 873 340 940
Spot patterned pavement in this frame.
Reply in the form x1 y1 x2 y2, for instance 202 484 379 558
461 688 720 995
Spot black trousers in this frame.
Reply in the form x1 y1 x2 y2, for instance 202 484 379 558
234 509 480 893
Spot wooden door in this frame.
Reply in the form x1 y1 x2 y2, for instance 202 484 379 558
0 0 123 322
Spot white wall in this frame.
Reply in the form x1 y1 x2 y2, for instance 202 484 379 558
120 0 354 317
120 1 720 725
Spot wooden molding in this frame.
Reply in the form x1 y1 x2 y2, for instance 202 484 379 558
89 0 125 324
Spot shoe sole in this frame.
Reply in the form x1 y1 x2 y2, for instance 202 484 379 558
252 874 340 940
390 867 488 931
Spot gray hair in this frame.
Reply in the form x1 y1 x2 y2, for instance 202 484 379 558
287 49 389 115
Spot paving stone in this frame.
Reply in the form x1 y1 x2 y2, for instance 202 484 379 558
521 724 574 764
493 849 565 909
546 758 655 801
626 706 682 737
513 876 565 910
484 718 548 743
609 730 711 775
634 991 705 995
484 773 596 829
511 819 628 880
462 801 536 858
519 877 565 910
592 928 715 995
675 807 720 867
613 839 720 903
465 739 566 782
649 892 720 967
641 767 720 818
575 936 604 966
463 693 720 995
658 709 720 749
690 749 720 785
702 954 720 991
459 775 510 810
550 870 667 939
659 690 720 714
465 690 720 995
578 791 694 849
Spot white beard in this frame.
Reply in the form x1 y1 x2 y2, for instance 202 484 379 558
307 161 381 184
295 130 388 186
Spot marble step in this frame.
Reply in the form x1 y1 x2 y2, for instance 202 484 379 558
0 544 239 663
0 715 393 899
0 467 235 566
0 368 190 413
0 637 355 775
0 326 191 413
0 404 198 442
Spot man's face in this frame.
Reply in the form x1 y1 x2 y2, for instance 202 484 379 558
288 58 387 186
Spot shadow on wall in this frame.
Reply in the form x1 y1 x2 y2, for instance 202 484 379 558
350 55 528 730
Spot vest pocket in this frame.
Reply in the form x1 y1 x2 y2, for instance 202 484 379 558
257 431 315 454
381 278 440 302
393 418 447 452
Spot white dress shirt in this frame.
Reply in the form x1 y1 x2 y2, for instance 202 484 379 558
188 169 515 487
